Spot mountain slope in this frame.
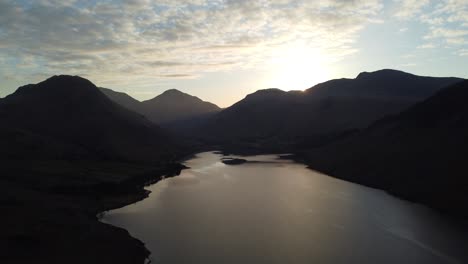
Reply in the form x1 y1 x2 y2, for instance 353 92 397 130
100 88 221 124
141 89 221 124
306 69 461 100
0 75 176 163
202 70 463 144
99 87 143 114
304 80 468 215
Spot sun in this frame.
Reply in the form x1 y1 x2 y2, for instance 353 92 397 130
267 43 331 91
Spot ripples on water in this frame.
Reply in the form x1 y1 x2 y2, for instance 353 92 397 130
102 152 468 264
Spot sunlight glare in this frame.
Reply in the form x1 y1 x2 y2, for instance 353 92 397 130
268 43 331 91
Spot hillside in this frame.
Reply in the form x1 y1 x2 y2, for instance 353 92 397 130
0 75 176 163
202 70 463 147
0 76 189 264
99 87 143 114
304 80 468 215
100 88 221 124
306 69 460 100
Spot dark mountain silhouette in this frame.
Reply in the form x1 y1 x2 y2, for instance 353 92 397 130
0 75 176 162
202 70 462 145
100 88 221 124
141 89 221 124
99 87 143 114
304 80 468 215
307 69 460 100
0 76 192 264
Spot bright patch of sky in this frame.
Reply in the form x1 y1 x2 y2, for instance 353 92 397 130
0 0 467 107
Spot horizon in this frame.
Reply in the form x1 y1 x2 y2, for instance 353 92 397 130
2 68 464 108
1 1 468 107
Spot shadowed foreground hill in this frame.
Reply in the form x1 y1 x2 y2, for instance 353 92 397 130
304 80 468 216
0 76 187 264
202 70 462 147
0 75 177 162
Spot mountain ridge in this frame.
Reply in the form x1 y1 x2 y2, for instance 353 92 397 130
100 87 221 124
199 69 464 143
0 75 176 163
305 69 462 100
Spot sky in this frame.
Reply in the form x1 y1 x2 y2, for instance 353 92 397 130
0 0 467 107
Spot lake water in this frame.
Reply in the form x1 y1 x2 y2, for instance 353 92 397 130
102 152 468 264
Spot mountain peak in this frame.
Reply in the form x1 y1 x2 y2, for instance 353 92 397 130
141 89 221 123
40 75 97 91
160 89 186 96
145 89 203 104
356 69 414 79
0 75 173 162
253 88 285 94
14 75 98 98
245 88 286 99
46 74 93 83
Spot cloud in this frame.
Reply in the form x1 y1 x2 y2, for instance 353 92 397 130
393 0 430 19
0 0 383 88
400 62 417 67
459 49 468 56
394 0 468 53
158 74 196 78
417 43 437 49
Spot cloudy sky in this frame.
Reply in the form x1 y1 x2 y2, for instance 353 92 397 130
0 0 467 107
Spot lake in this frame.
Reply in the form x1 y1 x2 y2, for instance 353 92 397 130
102 152 468 264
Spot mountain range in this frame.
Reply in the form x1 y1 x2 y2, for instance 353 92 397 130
198 69 462 148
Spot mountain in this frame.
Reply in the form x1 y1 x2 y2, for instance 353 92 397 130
99 87 143 114
201 70 463 146
303 80 468 215
0 77 190 264
100 88 221 124
307 69 460 100
0 75 177 163
141 89 221 124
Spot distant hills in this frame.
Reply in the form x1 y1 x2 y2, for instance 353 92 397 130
100 88 221 124
304 80 468 215
200 69 462 146
3 70 461 161
141 89 221 124
0 75 177 163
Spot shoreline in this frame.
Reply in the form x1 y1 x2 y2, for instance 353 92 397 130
95 162 189 263
95 150 467 264
0 159 188 264
213 147 468 220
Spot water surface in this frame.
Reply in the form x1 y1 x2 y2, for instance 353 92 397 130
103 152 468 264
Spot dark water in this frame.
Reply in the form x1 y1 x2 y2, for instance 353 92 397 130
102 152 468 264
